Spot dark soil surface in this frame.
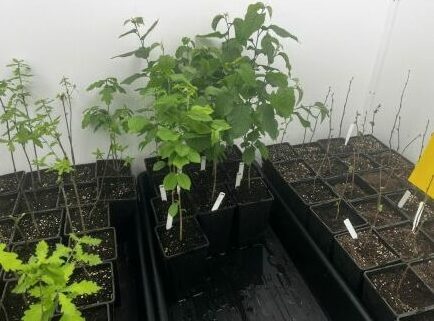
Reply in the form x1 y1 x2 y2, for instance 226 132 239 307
100 176 136 200
360 170 407 193
24 170 58 190
65 163 97 184
292 143 326 162
1 281 33 321
53 305 109 321
66 203 110 234
0 172 24 194
96 159 131 177
267 143 298 163
332 181 370 200
192 184 235 213
317 138 355 154
233 178 271 204
17 189 59 213
60 183 98 207
151 196 194 224
336 229 398 269
388 193 434 221
394 166 415 181
348 135 387 154
421 219 434 239
352 197 405 227
369 266 434 314
339 154 378 172
275 160 315 183
0 193 18 217
371 150 414 169
0 218 15 243
312 202 365 232
378 224 434 261
72 264 114 307
156 218 208 257
412 259 434 291
73 228 117 261
188 167 226 189
309 157 348 178
293 180 337 205
14 209 62 242
224 145 243 162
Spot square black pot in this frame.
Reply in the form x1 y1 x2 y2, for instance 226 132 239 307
327 174 377 201
317 137 355 155
0 192 18 219
64 163 97 184
266 142 298 163
13 208 64 242
0 218 15 245
0 171 24 196
69 227 118 262
363 263 434 321
98 176 137 201
23 169 59 191
63 202 111 234
359 169 409 194
308 200 367 256
292 142 327 162
150 194 195 227
347 134 389 154
337 153 379 173
96 159 131 177
231 178 274 246
308 157 349 179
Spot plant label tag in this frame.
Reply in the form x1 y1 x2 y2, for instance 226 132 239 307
412 202 425 232
211 192 225 211
344 219 358 239
344 123 355 145
159 185 167 201
166 214 173 230
398 190 412 208
200 156 206 171
238 162 245 176
235 172 243 188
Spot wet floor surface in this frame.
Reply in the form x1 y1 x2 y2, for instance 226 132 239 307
169 230 329 321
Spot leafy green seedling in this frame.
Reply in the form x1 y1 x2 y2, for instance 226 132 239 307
0 235 102 321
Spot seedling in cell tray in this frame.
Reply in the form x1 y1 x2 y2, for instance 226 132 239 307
0 235 102 321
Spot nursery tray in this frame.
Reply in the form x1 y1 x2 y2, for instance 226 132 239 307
137 172 331 321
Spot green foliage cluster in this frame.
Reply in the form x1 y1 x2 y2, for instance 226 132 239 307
0 235 102 321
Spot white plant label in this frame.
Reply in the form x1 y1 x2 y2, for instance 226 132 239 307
344 123 355 145
412 202 425 232
344 219 358 239
398 190 412 208
211 192 225 211
238 162 245 177
159 185 167 201
200 156 206 171
166 214 173 230
235 172 243 188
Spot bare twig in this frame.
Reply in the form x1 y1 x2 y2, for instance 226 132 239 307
370 104 381 135
310 87 331 142
339 77 354 137
419 119 430 160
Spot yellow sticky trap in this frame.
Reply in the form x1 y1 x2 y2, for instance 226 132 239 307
409 133 434 198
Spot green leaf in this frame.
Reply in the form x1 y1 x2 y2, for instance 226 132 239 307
119 28 137 39
173 156 189 169
211 119 231 132
258 104 279 139
211 129 220 145
277 52 292 74
295 112 311 128
128 116 149 133
186 105 213 122
270 87 295 118
0 244 22 271
222 39 243 62
163 173 178 190
22 303 43 321
211 14 225 30
268 25 299 41
242 146 256 165
141 19 159 40
177 173 191 190
187 150 201 163
168 202 179 217
153 160 166 171
36 240 49 261
175 144 190 157
67 280 101 296
122 73 143 85
227 105 252 139
238 63 256 87
265 72 288 88
157 127 180 141
197 31 226 38
261 33 275 64
59 293 84 321
255 140 269 159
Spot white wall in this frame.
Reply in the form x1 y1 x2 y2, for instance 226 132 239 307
0 0 418 175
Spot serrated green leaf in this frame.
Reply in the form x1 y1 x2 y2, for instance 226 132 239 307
36 241 49 261
187 150 201 163
177 173 191 190
22 303 43 321
227 105 252 139
270 87 295 118
67 280 101 296
0 244 23 271
59 293 85 321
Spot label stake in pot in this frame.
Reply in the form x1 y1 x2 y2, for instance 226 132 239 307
200 156 206 171
412 201 425 232
344 123 355 145
212 192 225 211
159 185 167 201
344 219 358 239
398 190 412 208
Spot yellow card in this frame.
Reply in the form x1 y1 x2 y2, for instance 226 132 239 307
409 133 434 198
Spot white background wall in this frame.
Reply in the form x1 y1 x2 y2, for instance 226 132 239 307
0 0 432 175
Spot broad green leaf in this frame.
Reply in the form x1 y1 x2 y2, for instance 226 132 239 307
22 303 43 321
153 160 166 171
67 280 101 296
59 293 84 321
261 34 275 64
122 73 143 85
211 119 231 132
163 173 178 190
268 25 299 41
172 155 189 169
277 52 292 74
177 173 191 190
187 150 201 163
238 63 256 87
211 14 225 30
295 112 311 128
186 105 213 122
258 104 279 139
227 105 252 139
128 116 149 133
157 127 180 141
168 202 179 217
255 140 269 159
270 87 295 118
211 129 220 145
222 39 243 62
265 72 288 88
175 144 189 157
197 31 226 38
242 146 256 165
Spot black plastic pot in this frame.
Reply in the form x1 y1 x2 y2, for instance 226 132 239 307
292 142 327 162
358 168 409 194
23 169 58 190
150 194 194 227
69 227 118 262
192 184 235 254
64 163 97 184
231 177 274 246
13 208 64 242
0 171 24 196
326 174 377 201
16 186 60 213
385 191 434 222
347 134 389 154
266 142 298 163
144 156 170 178
155 217 209 299
363 263 434 321
317 137 355 155
370 149 415 170
223 161 261 188
224 144 243 162
0 191 19 218
288 178 339 225
98 176 136 201
63 202 111 234
332 227 400 293
308 200 367 256
59 181 98 207
398 309 434 320
0 217 15 245
96 159 131 177
308 156 349 179
337 153 380 172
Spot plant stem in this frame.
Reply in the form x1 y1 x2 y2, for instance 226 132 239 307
212 160 217 201
419 119 430 160
310 86 331 143
178 186 183 241
338 77 354 137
